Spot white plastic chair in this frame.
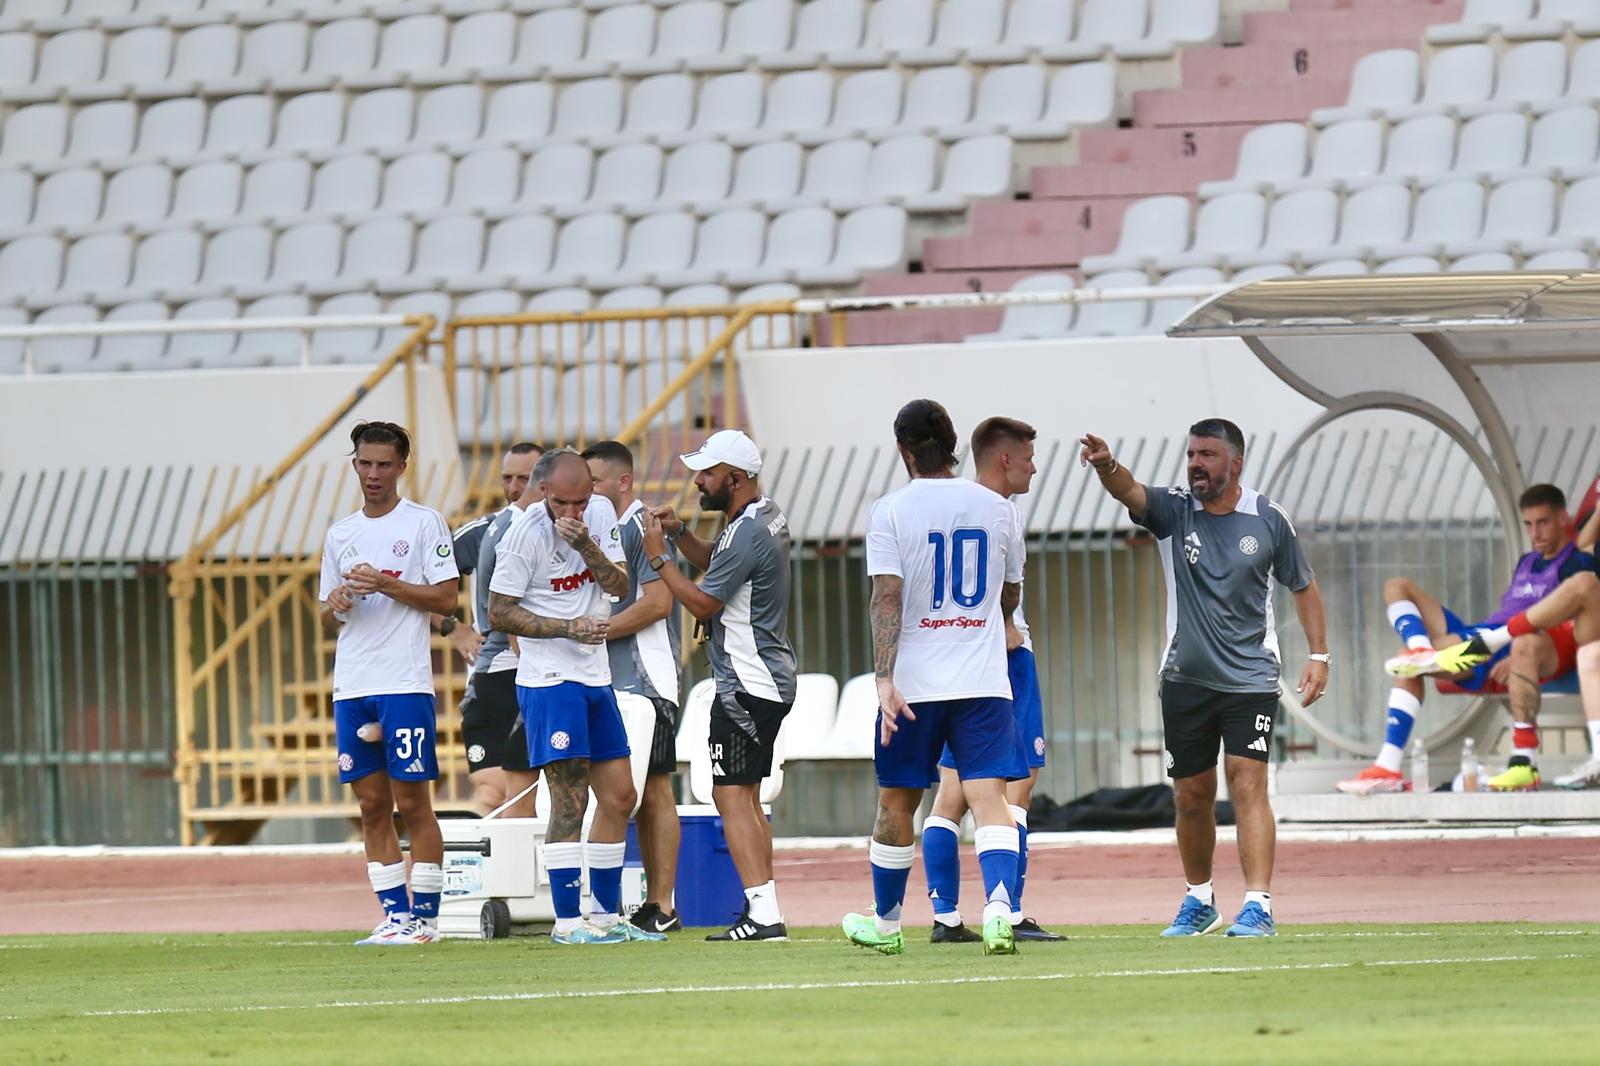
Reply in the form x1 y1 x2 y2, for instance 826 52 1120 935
1198 123 1309 198
964 272 1075 342
1155 192 1268 271
1391 44 1497 120
1313 50 1421 125
1372 180 1486 259
968 0 1073 63
820 674 878 759
1081 195 1192 274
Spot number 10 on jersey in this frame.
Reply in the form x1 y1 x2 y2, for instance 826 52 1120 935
927 529 988 610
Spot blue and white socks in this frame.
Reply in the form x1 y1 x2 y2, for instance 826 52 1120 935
544 841 584 935
870 841 916 935
921 816 962 927
1376 688 1422 773
973 824 1020 926
587 840 626 930
1009 804 1030 924
1387 600 1432 650
368 860 410 922
409 862 442 925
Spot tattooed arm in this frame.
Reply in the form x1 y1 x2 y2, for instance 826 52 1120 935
573 536 630 599
870 574 915 746
488 592 608 645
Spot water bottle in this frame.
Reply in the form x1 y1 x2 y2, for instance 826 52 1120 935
1460 737 1479 793
1410 739 1430 794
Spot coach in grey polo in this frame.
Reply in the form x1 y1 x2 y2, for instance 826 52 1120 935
642 428 798 942
1081 417 1328 941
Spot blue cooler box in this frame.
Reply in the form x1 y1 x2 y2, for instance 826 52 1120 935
625 807 768 927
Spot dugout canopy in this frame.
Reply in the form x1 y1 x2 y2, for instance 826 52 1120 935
1168 272 1600 555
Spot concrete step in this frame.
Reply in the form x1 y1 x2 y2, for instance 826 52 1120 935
1182 39 1425 91
1134 80 1349 128
824 269 1054 346
1077 125 1251 167
1245 3 1463 43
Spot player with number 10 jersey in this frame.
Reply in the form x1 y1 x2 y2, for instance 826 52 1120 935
870 487 1022 710
844 399 1026 959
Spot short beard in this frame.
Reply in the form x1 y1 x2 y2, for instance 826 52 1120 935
1189 472 1229 503
700 486 732 513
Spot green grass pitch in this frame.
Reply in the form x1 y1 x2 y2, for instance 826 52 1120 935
4 924 1598 1065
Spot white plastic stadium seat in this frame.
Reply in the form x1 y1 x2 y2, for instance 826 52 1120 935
1281 120 1385 193
1428 0 1534 44
652 140 733 213
1464 40 1568 116
1433 111 1529 186
1312 50 1420 125
1390 45 1496 120
590 211 696 288
413 85 484 149
470 83 555 150
906 134 1012 211
342 88 416 157
449 148 520 214
1523 175 1600 253
578 143 663 217
1012 62 1117 140
1199 123 1309 199
1372 180 1486 259
778 674 842 760
618 73 695 141
839 134 937 207
1230 189 1340 269
379 152 452 215
29 167 101 233
99 301 170 372
665 71 762 145
1445 176 1556 257
1511 106 1600 182
1354 114 1456 188
759 0 866 71
168 297 240 368
1069 270 1151 336
42 231 131 308
237 221 342 299
657 208 765 287
1305 183 1414 265
1148 267 1225 333
307 154 382 219
964 272 1075 342
31 304 98 374
634 0 727 75
939 63 1045 140
311 292 385 364
3 105 68 165
1119 0 1221 60
820 674 878 759
1081 195 1192 274
891 65 973 136
237 294 314 367
728 141 804 206
700 0 793 73
551 78 625 141
968 0 1073 64
900 0 1004 67
0 236 64 304
828 0 936 69
378 215 485 295
551 3 655 81
1501 0 1600 42
818 204 906 283
1050 0 1149 62
737 70 832 144
807 68 902 144
445 214 558 292
546 211 628 288
99 165 173 233
1155 192 1268 271
724 206 834 286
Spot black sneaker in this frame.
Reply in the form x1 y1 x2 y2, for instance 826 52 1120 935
929 921 982 944
629 902 682 934
1012 917 1066 942
706 907 788 942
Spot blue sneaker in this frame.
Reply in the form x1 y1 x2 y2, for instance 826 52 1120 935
1225 902 1276 937
1159 896 1223 938
551 922 629 945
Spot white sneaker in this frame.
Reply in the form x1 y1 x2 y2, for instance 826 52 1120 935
384 918 439 945
355 915 410 946
1552 757 1600 791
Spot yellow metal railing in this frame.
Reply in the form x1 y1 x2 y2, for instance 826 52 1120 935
445 300 797 514
169 300 803 843
169 319 462 845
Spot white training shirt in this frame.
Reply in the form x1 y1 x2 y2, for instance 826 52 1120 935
1006 498 1033 653
490 495 626 688
319 498 459 701
865 478 1023 702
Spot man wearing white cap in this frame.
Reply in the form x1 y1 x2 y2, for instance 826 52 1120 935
643 429 798 943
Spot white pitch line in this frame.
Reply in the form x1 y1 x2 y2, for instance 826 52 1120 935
10 953 1581 1022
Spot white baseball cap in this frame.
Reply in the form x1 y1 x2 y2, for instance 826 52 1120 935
680 429 763 475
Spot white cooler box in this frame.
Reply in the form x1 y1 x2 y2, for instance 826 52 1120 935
437 693 655 940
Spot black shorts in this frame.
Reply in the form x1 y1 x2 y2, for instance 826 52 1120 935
709 690 791 786
1160 679 1279 780
644 695 680 777
461 669 530 774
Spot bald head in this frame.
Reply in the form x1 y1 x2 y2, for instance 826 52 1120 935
539 449 593 521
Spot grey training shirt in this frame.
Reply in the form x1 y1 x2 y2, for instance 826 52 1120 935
468 506 519 675
607 499 683 703
1132 485 1313 694
700 496 798 704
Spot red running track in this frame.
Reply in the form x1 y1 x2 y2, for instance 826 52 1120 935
3 835 1597 935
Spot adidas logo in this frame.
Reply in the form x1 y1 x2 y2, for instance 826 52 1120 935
1247 736 1269 753
712 760 725 777
404 758 426 774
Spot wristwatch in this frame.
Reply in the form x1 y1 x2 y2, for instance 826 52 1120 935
1307 652 1331 664
439 616 458 637
650 554 671 572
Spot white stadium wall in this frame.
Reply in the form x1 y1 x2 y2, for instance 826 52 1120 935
0 364 461 562
740 334 1325 539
